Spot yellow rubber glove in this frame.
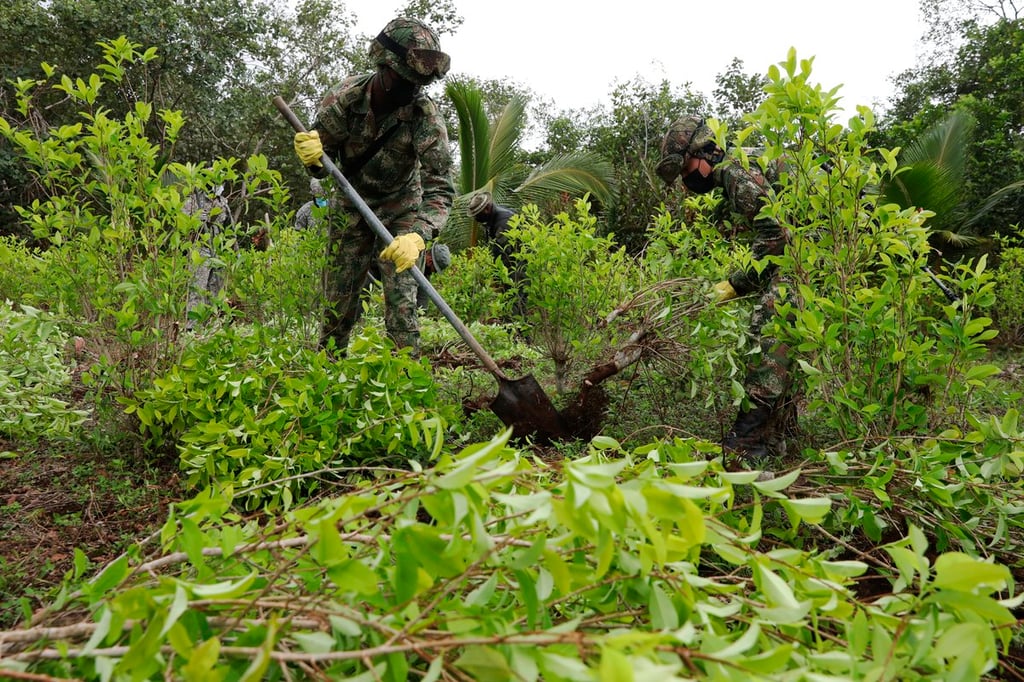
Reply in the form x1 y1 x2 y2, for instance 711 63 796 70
379 233 425 273
713 280 738 302
294 131 323 167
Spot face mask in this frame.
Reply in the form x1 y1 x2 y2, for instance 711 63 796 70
682 167 716 194
381 69 421 105
314 197 328 208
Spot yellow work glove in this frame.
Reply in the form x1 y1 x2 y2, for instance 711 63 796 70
713 280 738 302
294 131 323 167
379 233 425 273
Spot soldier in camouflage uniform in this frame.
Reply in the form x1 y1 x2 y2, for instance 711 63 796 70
184 185 231 331
657 115 797 464
292 17 454 355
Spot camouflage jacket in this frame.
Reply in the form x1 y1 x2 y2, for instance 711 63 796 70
314 73 454 240
713 155 788 296
182 192 229 237
293 199 329 233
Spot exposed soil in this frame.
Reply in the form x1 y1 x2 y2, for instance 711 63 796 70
0 436 180 628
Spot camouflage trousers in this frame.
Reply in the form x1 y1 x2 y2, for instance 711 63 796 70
186 243 223 330
320 215 420 355
743 276 800 438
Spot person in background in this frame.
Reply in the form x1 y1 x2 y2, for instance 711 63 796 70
292 16 454 356
467 191 516 269
467 191 527 316
416 241 451 310
657 114 797 466
184 184 231 331
293 177 330 233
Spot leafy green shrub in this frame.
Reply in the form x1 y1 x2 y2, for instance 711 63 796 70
640 196 736 283
990 243 1024 347
738 51 1000 440
0 38 289 399
123 326 457 510
8 431 1020 680
223 225 328 346
428 244 517 324
0 236 47 305
0 301 89 439
640 207 755 408
509 198 636 393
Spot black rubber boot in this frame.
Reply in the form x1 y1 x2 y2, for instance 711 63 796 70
721 403 775 466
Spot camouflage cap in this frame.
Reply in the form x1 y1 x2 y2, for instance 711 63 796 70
369 17 449 86
467 191 493 218
309 177 325 197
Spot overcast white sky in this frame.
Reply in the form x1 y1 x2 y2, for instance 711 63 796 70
346 0 927 121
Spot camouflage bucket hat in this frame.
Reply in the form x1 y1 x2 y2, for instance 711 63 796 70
686 121 717 158
657 115 700 183
371 17 450 85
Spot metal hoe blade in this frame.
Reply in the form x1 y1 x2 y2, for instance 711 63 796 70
491 374 569 443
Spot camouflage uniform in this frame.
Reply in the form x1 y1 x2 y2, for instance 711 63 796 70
311 20 454 355
716 159 797 453
658 115 798 459
293 200 322 232
184 189 230 330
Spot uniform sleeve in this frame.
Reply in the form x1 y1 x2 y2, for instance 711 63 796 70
294 201 311 231
727 218 788 295
718 162 788 296
410 103 454 240
309 75 365 179
313 76 361 151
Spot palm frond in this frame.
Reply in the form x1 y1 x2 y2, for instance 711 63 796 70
880 161 963 232
899 110 975 181
445 80 490 193
927 230 991 248
513 153 617 208
961 179 1024 232
488 96 527 178
441 83 616 250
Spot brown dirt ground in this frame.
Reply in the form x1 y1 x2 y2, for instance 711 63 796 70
0 435 181 628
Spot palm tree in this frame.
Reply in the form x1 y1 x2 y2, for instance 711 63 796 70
879 110 1022 258
443 79 616 250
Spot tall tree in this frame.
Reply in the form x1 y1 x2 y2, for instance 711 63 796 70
0 0 364 237
878 13 1024 240
586 76 708 252
918 0 1020 55
713 58 769 129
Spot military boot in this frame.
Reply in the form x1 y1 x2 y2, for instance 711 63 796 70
721 402 775 466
